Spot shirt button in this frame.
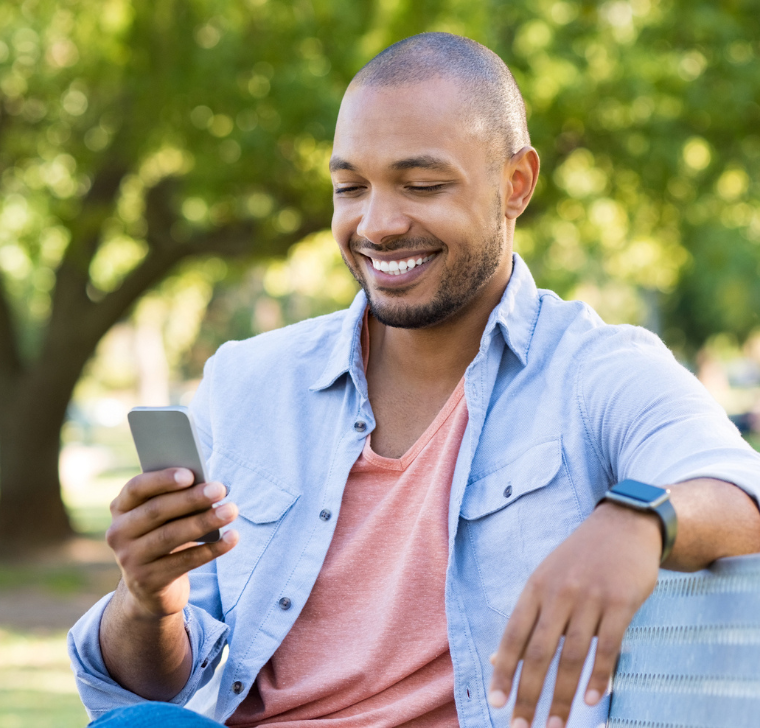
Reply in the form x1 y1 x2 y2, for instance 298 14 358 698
232 681 244 694
278 597 292 610
319 509 332 521
503 485 513 498
201 659 208 668
354 420 367 432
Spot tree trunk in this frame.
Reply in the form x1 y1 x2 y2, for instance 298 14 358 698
0 355 90 553
0 397 73 554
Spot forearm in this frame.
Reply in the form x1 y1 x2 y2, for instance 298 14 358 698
664 477 760 571
99 580 193 700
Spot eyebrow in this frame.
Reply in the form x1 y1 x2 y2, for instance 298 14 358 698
328 154 456 174
390 155 456 173
329 156 356 172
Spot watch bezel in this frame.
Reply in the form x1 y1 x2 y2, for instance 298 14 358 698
604 489 670 510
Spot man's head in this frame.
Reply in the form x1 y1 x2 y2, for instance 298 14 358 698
330 32 539 329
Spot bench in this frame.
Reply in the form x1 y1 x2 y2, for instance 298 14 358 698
609 552 760 727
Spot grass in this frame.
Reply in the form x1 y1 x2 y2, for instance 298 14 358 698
0 435 135 728
0 629 89 728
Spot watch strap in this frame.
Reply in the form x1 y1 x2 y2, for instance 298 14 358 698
652 496 677 563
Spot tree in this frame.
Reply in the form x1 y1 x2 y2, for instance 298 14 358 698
0 0 486 549
1 0 759 550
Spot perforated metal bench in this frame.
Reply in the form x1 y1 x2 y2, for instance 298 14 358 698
609 553 760 727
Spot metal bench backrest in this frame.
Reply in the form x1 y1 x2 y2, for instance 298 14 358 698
609 553 760 727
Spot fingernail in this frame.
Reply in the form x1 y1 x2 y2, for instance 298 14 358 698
222 530 238 544
215 503 236 520
511 718 529 728
175 469 194 485
489 652 497 665
487 689 507 708
548 717 564 728
585 688 601 705
204 482 225 499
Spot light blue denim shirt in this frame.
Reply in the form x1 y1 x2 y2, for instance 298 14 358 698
69 254 760 727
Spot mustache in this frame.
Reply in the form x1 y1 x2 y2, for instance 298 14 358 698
350 235 444 253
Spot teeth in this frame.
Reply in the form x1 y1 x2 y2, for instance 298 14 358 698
371 253 435 275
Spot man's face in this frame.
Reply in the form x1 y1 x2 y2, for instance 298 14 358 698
330 76 512 329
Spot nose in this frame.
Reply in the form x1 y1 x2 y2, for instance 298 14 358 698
356 189 411 245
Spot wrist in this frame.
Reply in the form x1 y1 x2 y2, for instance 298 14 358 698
593 500 663 559
116 582 182 624
598 480 678 563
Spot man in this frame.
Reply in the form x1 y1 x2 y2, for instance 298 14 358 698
69 33 760 728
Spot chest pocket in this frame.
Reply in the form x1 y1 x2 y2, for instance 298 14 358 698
460 438 582 617
210 451 299 615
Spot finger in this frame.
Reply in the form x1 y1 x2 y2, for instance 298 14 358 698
116 481 228 540
511 604 572 728
583 609 630 707
489 587 540 709
131 501 239 564
112 468 195 515
546 606 601 727
137 530 240 594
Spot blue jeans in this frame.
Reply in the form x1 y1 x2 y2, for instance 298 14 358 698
89 703 223 727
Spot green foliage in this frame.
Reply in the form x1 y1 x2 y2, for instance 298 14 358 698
0 0 758 365
484 0 760 351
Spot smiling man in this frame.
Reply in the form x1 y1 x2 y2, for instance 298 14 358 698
69 33 760 728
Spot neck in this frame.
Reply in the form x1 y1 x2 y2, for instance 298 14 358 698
367 255 513 389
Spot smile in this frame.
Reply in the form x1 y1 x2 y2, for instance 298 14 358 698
365 252 438 276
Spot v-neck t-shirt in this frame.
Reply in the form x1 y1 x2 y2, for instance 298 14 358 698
228 321 468 727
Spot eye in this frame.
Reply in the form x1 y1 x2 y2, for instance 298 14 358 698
334 185 364 195
408 184 447 193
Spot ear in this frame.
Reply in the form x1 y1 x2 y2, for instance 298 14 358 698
502 146 540 220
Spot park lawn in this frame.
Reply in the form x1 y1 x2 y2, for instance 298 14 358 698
0 629 88 728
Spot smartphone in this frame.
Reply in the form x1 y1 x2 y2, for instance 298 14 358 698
127 405 221 543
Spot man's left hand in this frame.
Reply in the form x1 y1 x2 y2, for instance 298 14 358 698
488 501 662 728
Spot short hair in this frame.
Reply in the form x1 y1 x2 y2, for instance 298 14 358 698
351 32 530 164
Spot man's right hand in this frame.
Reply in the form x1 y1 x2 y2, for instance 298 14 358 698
106 467 239 619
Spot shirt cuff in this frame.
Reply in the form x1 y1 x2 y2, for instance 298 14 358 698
67 592 229 720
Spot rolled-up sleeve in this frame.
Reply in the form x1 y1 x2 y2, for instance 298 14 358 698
68 352 231 720
578 325 760 504
67 594 229 720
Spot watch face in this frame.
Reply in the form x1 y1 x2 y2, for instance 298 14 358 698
612 480 666 504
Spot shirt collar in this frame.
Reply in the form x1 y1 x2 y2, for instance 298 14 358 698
310 290 368 393
309 252 540 392
488 252 540 367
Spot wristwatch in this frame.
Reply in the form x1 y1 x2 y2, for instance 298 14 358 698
600 479 678 564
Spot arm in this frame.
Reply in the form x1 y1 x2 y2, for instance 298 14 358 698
488 477 760 728
490 327 760 728
99 468 239 700
665 477 760 570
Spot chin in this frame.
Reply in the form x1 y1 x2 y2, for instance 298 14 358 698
366 294 459 330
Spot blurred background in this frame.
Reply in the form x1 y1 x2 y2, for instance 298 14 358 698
0 0 758 725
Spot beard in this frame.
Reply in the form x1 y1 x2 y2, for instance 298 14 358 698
344 205 505 330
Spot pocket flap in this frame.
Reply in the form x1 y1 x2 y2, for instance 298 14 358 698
210 451 299 525
460 439 563 521
236 483 299 524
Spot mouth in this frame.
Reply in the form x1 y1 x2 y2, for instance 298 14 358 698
359 251 440 281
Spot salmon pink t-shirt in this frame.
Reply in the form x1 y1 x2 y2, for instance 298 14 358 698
228 323 467 727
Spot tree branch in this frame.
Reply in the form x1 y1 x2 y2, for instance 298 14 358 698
42 169 327 384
